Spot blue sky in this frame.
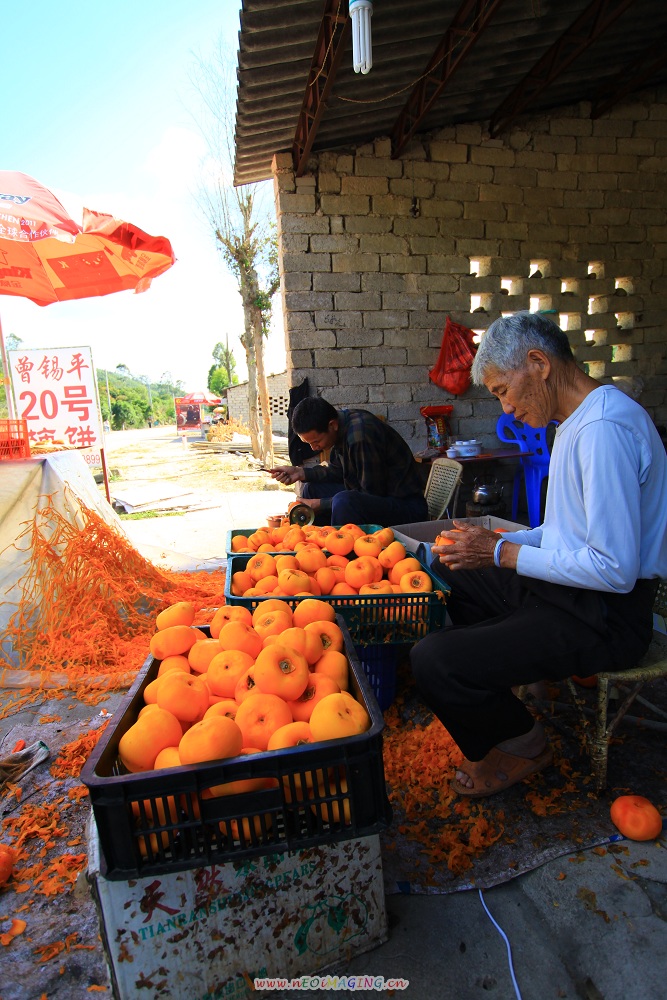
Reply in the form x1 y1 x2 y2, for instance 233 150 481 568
1 1 285 390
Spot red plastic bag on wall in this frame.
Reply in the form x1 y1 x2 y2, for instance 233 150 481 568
428 317 477 396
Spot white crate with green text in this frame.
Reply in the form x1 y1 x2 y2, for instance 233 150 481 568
88 820 387 1000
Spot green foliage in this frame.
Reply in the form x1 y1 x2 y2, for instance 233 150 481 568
208 340 238 396
97 369 184 429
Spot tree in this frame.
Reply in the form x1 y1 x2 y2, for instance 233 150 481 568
208 338 238 397
190 44 280 466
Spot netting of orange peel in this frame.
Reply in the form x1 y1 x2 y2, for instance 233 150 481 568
0 491 226 716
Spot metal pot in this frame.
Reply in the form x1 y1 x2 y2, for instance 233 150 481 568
472 479 503 506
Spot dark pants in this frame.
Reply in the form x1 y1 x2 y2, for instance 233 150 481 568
410 563 657 761
302 482 428 528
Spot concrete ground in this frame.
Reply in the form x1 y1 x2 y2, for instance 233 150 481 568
1 482 665 1000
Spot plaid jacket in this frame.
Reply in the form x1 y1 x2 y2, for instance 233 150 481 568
303 408 423 500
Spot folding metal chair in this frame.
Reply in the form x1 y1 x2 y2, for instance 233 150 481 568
423 458 463 520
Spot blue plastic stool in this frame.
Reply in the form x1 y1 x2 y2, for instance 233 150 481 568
496 414 556 528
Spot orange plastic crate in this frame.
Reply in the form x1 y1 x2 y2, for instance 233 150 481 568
0 419 30 460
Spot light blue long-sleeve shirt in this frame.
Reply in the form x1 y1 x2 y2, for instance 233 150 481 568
503 385 667 593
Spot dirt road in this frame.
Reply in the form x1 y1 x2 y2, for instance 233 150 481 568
102 426 288 499
100 427 296 566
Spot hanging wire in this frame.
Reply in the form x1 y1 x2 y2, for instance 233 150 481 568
310 0 343 87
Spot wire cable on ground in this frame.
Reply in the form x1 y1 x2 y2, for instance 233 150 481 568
478 889 523 1000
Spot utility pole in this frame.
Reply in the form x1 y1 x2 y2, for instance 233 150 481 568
105 370 112 414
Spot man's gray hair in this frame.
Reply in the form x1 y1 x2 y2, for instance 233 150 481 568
471 311 574 386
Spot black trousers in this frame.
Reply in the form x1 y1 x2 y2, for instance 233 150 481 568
410 564 657 761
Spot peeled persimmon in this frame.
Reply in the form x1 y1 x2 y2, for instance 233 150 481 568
234 665 260 703
399 570 433 593
150 625 198 660
269 625 324 665
207 649 256 698
188 638 224 674
210 604 253 639
310 691 370 741
155 601 195 631
253 608 292 640
218 621 263 659
314 566 336 595
157 671 209 723
231 570 253 596
293 597 336 629
326 530 355 556
296 546 327 574
353 534 382 558
234 692 293 750
247 552 277 582
252 599 293 625
344 557 377 590
253 643 310 701
388 556 422 585
179 714 244 765
305 619 345 653
313 649 349 691
378 540 407 570
119 708 183 773
278 568 311 596
157 654 191 677
204 698 240 721
288 673 340 722
267 720 313 750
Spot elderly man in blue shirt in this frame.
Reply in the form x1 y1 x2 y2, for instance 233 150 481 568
411 311 667 797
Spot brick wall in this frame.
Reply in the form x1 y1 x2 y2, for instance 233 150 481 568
226 371 290 434
273 88 667 454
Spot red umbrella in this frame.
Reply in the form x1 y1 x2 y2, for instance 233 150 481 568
179 390 223 405
0 171 176 501
0 171 175 305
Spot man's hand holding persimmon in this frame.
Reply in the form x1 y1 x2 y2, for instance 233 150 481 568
431 521 518 572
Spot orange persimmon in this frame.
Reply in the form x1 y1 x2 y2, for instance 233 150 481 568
610 795 662 841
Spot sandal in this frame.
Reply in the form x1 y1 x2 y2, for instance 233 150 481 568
451 745 553 798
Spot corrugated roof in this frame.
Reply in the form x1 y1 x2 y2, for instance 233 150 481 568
234 0 667 184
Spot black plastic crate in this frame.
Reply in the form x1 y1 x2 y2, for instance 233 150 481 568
81 618 391 880
354 644 400 712
225 553 449 645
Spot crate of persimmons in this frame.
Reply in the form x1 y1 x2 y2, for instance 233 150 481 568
82 599 391 880
224 522 450 646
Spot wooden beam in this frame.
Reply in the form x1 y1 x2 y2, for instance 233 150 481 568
391 0 506 159
489 0 637 137
292 0 350 177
